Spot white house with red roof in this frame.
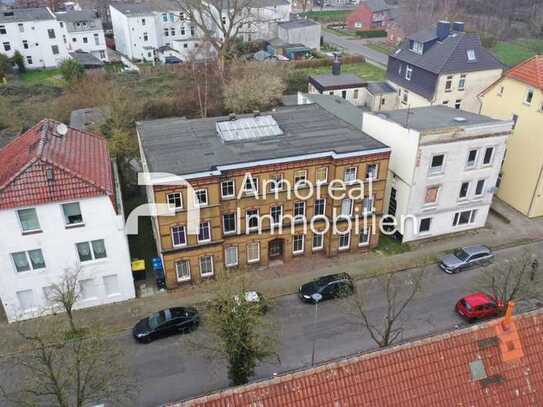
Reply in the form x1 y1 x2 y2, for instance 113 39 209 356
0 119 135 322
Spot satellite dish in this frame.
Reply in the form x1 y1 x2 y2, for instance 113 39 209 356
55 123 68 137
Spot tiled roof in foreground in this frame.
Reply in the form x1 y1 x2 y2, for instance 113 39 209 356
179 309 543 406
505 55 543 90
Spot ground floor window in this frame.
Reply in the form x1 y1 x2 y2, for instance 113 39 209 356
312 233 324 251
359 228 371 246
200 256 214 277
103 275 120 296
176 260 191 282
419 217 432 233
16 289 35 311
293 235 304 254
247 242 260 263
339 232 350 250
453 210 477 227
225 246 239 267
79 279 98 300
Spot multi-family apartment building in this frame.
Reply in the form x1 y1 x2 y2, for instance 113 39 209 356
479 55 543 217
386 21 504 113
362 106 512 242
109 0 289 62
0 7 107 68
137 104 390 288
0 119 135 322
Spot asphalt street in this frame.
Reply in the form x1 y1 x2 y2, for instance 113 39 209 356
1 241 541 407
322 31 389 67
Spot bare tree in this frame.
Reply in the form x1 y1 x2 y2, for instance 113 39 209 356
476 251 542 313
345 271 424 348
44 267 82 334
0 318 136 407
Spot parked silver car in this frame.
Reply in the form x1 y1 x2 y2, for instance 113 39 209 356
439 245 494 274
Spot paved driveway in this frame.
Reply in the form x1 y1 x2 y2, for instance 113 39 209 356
322 30 389 67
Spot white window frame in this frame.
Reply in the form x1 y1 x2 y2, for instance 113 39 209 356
294 169 307 186
270 205 283 226
458 181 470 201
424 185 440 206
167 192 183 211
482 146 495 166
362 195 375 214
194 189 208 207
221 180 235 199
419 217 432 234
525 88 534 105
222 213 237 235
466 49 476 61
247 242 260 263
176 260 191 282
405 65 413 81
224 246 239 267
314 198 326 217
17 207 41 234
429 153 446 175
312 232 324 251
11 249 46 273
465 149 478 169
458 74 466 91
197 221 211 243
340 198 353 217
292 234 305 254
171 225 187 247
246 209 260 232
316 167 328 184
199 255 214 277
294 201 306 218
339 232 351 250
366 164 378 180
359 227 371 246
453 209 477 227
244 176 259 194
269 174 284 192
344 167 357 183
76 240 107 263
474 179 486 198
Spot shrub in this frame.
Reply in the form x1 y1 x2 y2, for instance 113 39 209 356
11 51 25 73
480 33 498 49
356 30 387 38
60 58 85 83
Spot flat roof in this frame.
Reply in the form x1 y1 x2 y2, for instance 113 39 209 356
0 7 54 23
55 9 97 22
137 104 387 177
309 73 366 91
278 19 320 29
377 105 504 131
367 81 395 94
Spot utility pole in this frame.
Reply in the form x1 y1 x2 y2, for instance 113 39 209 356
310 293 322 366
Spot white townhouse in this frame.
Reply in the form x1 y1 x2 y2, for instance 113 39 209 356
55 9 108 62
362 106 512 242
0 7 70 68
0 119 135 323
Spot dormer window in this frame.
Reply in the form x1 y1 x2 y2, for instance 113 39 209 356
411 41 423 54
405 65 413 81
466 49 476 62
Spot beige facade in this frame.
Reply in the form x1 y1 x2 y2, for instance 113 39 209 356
480 76 543 217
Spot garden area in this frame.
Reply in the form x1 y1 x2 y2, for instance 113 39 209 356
491 39 543 66
298 10 351 23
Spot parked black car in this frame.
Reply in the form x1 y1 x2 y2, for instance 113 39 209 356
133 307 199 343
299 273 354 303
439 245 494 274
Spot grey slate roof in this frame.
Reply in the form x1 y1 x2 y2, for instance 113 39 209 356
137 104 387 176
111 3 155 15
69 50 104 68
55 9 98 22
392 31 503 74
377 105 502 132
367 81 395 94
306 94 366 129
364 0 390 12
0 7 54 23
278 19 320 29
309 73 366 91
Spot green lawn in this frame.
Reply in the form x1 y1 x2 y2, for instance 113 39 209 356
299 10 350 22
300 62 386 81
365 42 395 55
492 39 543 66
19 68 64 86
374 234 411 256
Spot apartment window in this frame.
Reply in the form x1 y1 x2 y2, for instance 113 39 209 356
294 201 306 219
270 205 282 225
162 13 168 22
339 232 350 250
525 88 534 104
141 18 146 25
76 240 107 262
405 65 413 81
103 275 120 297
482 147 494 165
167 192 183 210
221 180 235 198
194 189 208 206
419 217 431 233
181 27 186 36
362 196 374 213
316 167 328 184
72 37 76 42
94 33 99 45
17 208 40 233
458 74 466 91
246 209 259 231
17 289 35 311
0 25 6 34
453 209 477 226
83 37 88 44
190 26 195 36
176 260 191 282
247 242 260 263
340 198 353 217
3 42 10 51
99 50 105 59
62 202 83 226
47 29 55 39
314 198 326 216
269 174 284 192
498 86 504 96
455 99 462 110
198 222 211 242
179 12 185 20
466 49 476 61
466 149 478 169
341 90 347 99
225 246 238 267
219 214 235 235
459 181 470 200
170 13 175 22
445 75 453 92
475 179 485 197
366 164 378 180
171 28 176 36
164 28 169 37
312 232 324 251
442 100 449 106
402 89 409 105
512 114 519 129
294 170 307 186
63 35 66 43
244 176 259 194
51 45 59 55
199 255 214 277
353 89 359 99
22 40 28 49
79 279 97 300
344 167 357 182
11 249 45 272
293 234 305 254
359 227 370 246
429 154 445 174
411 40 423 54
26 56 32 64
171 225 187 246
143 32 148 41
424 185 439 205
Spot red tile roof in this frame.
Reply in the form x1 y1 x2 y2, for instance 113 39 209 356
505 55 543 90
180 310 543 407
0 119 114 210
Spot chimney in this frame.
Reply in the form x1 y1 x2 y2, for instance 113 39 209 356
436 21 451 41
501 301 515 331
452 21 465 32
332 53 341 76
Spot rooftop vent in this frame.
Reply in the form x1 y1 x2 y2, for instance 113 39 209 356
216 115 283 142
452 21 465 32
54 123 68 137
469 359 487 381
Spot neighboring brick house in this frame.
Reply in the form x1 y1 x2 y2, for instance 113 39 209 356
346 0 391 31
0 119 135 322
137 104 390 288
180 308 543 406
387 21 504 113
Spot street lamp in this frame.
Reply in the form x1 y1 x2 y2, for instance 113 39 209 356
310 293 322 366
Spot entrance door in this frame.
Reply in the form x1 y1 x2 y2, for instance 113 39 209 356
269 239 283 258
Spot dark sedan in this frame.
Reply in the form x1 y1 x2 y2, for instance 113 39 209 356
299 273 354 303
133 307 199 343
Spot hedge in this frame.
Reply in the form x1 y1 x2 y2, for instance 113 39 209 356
356 30 387 38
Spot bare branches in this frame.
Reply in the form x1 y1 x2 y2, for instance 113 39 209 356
44 267 82 333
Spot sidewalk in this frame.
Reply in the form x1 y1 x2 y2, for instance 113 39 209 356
1 199 542 357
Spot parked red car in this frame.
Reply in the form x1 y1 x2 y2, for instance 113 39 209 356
455 292 503 323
